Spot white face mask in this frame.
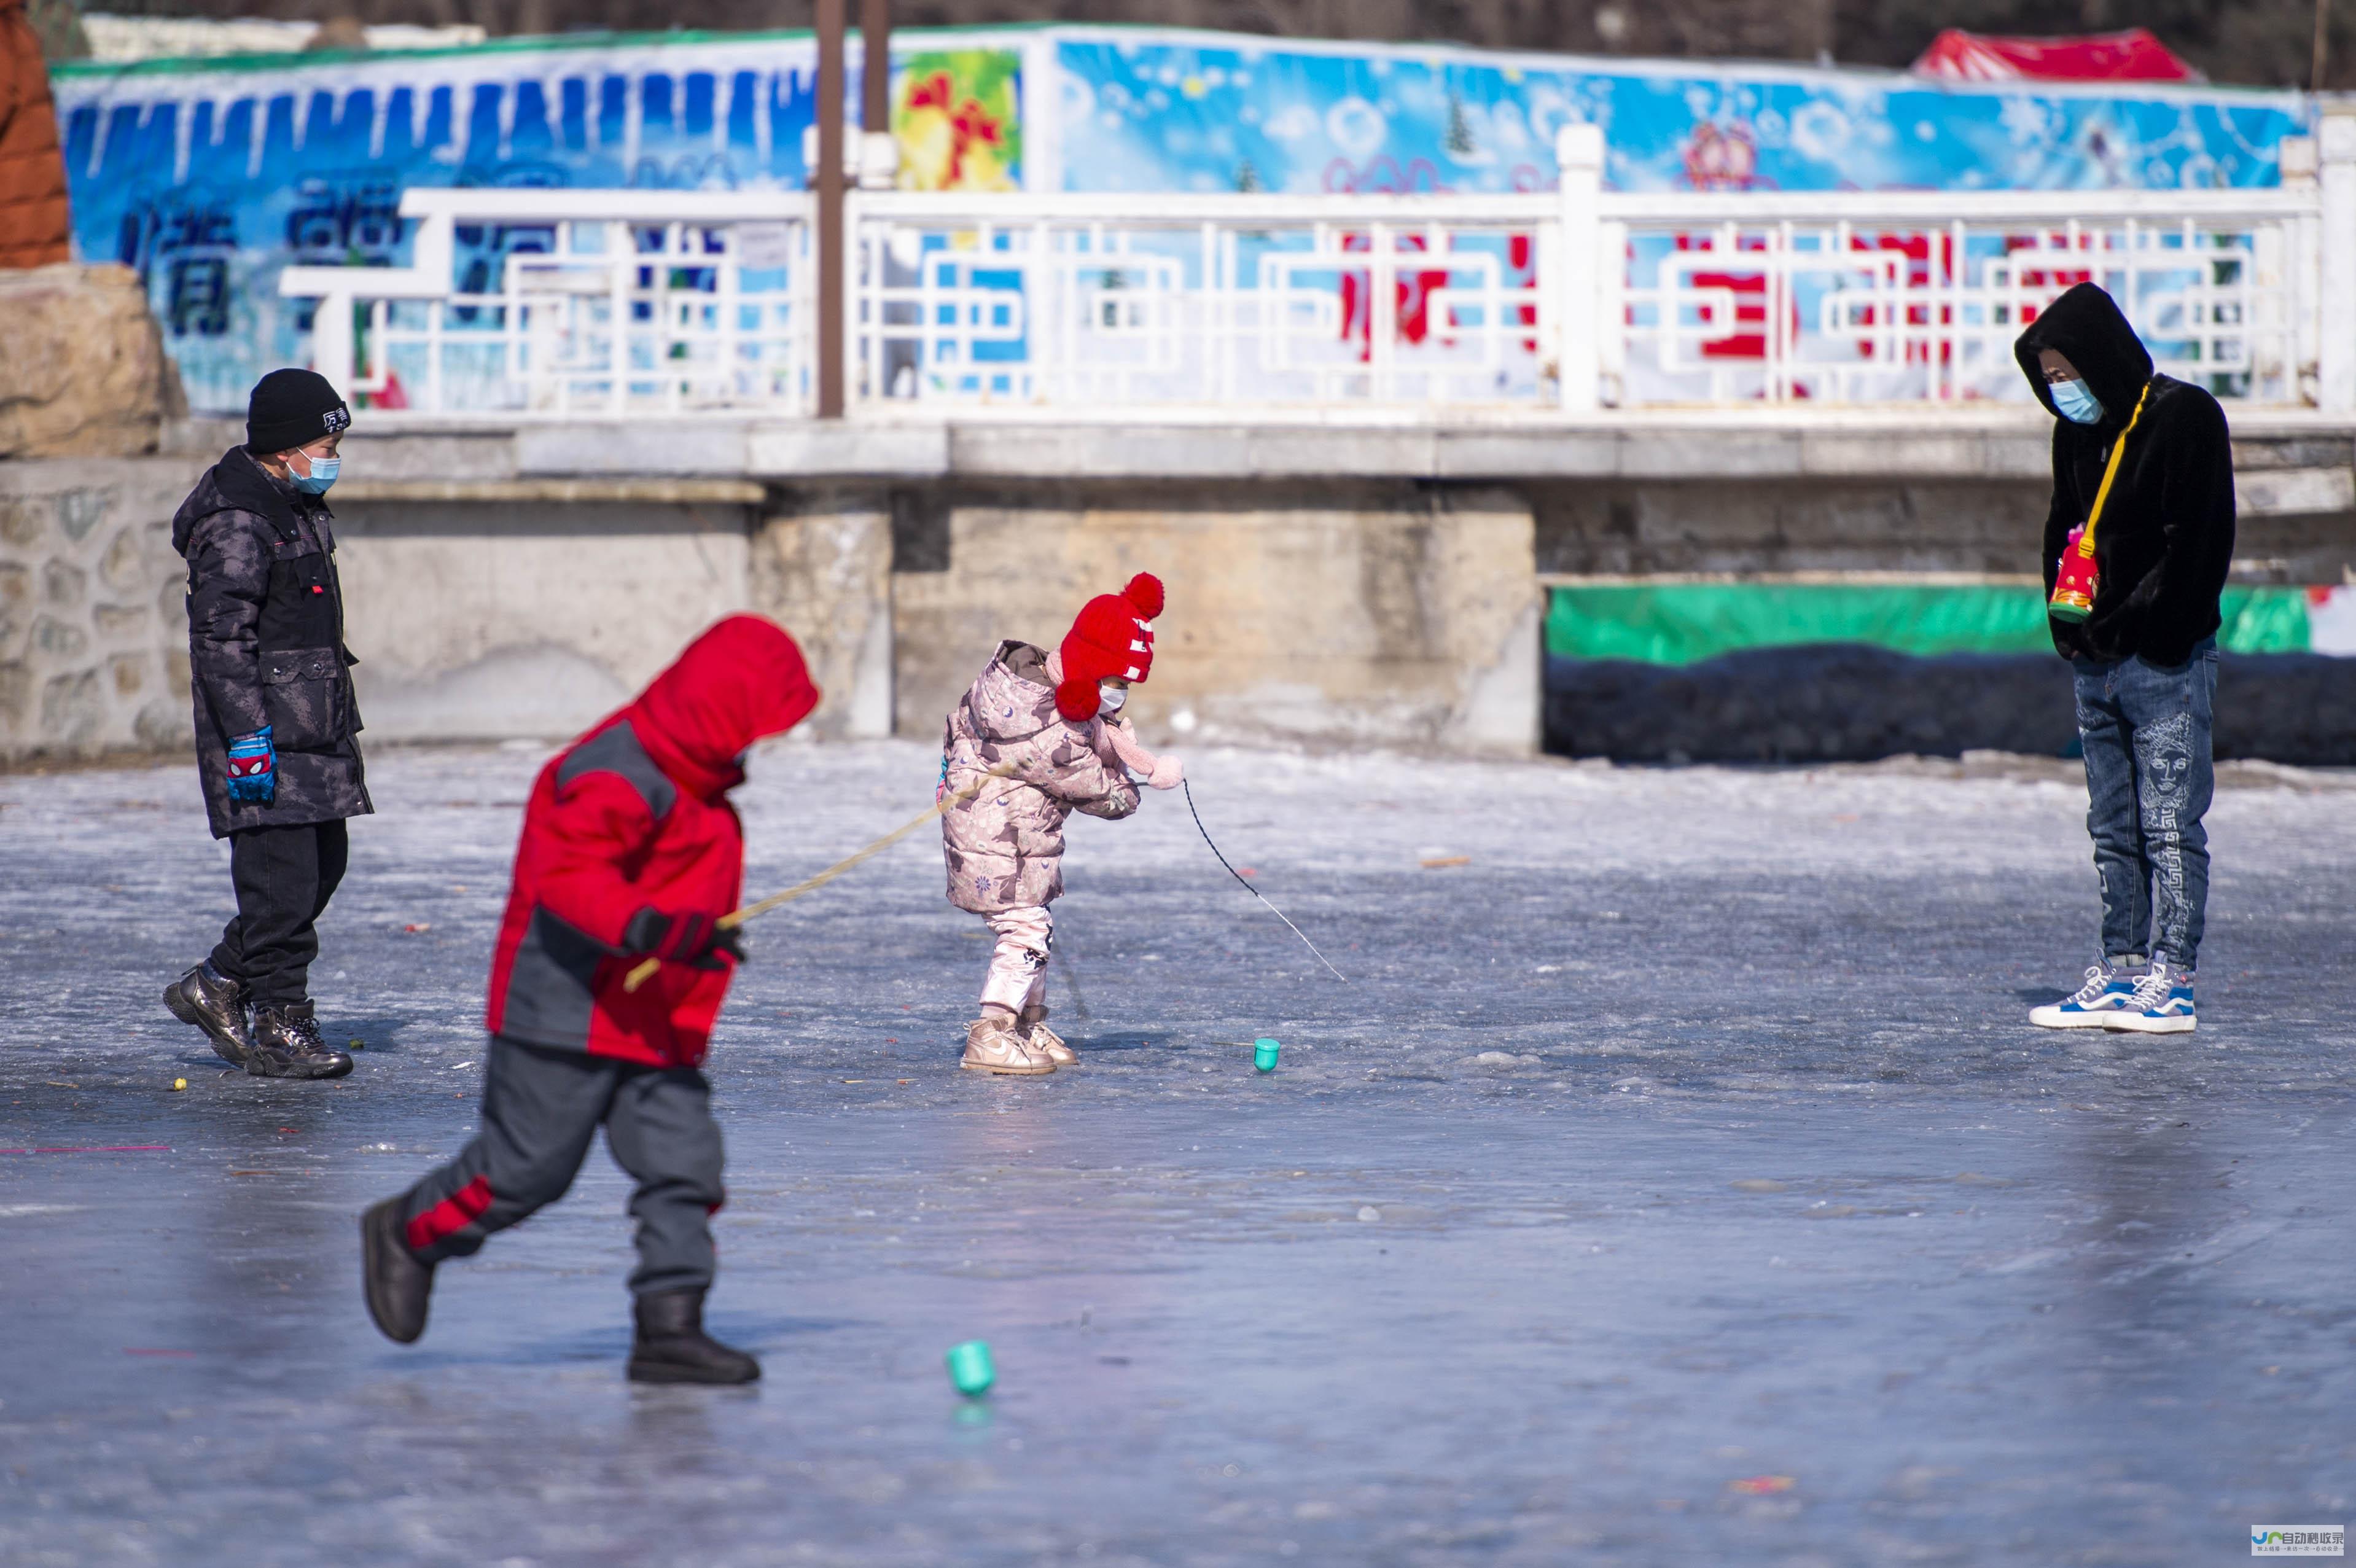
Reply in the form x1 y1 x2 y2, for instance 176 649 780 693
1098 682 1128 714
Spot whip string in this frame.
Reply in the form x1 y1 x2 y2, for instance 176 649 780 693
623 762 1015 993
1182 778 1349 983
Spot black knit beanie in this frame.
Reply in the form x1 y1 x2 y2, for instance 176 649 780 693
246 369 350 454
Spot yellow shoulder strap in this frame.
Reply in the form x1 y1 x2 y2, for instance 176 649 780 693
2074 381 2153 560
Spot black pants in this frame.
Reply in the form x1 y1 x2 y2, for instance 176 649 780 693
209 820 348 1010
398 1037 725 1298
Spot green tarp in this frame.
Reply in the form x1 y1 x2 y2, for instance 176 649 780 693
1545 584 2315 665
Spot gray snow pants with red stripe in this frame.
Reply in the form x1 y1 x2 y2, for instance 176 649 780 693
398 1036 725 1297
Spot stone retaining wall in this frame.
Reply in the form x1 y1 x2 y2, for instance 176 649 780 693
10 411 2353 764
1 462 1543 760
0 456 205 761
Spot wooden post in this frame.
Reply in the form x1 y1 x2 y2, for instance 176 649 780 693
859 0 896 190
816 0 846 418
862 0 890 134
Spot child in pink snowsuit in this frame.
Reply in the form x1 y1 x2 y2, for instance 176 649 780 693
940 574 1184 1075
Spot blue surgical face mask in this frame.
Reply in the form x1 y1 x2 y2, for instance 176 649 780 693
291 454 340 495
2049 378 2104 426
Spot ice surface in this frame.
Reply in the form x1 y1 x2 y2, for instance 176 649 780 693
2 741 2354 1564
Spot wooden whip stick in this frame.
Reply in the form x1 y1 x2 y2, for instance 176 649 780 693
622 761 1017 993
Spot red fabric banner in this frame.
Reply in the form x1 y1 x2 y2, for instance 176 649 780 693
1911 28 2199 84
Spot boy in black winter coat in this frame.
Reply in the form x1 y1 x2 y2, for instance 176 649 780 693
161 369 367 1080
2014 283 2234 1037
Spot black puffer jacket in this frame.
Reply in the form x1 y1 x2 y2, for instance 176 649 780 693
2014 283 2236 667
172 446 372 839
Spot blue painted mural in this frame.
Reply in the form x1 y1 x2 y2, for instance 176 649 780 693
52 31 1022 411
51 25 2311 412
1050 33 2306 196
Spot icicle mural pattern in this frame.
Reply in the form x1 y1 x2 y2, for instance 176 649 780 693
52 32 1024 412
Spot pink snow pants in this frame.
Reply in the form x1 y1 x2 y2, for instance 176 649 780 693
980 906 1053 1015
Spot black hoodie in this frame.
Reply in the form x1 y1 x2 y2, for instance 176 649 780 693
2013 283 2235 667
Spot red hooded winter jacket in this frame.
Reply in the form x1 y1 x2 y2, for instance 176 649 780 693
485 616 819 1067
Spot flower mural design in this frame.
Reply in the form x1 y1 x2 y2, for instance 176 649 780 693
896 52 1021 192
1682 121 1763 191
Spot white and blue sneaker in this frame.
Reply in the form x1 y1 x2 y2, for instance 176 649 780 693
2102 961 2196 1034
2029 960 2146 1028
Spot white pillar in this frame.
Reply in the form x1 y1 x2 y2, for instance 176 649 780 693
2316 114 2356 412
311 288 355 392
2275 135 2317 404
1554 121 1605 413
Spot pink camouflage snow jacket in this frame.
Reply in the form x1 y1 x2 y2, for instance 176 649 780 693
941 640 1141 915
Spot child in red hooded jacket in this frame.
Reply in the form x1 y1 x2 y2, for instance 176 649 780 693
361 615 818 1384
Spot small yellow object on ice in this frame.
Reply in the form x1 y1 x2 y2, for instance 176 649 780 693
171 1078 187 1091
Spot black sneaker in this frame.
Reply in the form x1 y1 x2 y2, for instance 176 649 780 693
247 1003 354 1080
164 961 252 1066
360 1197 436 1344
626 1289 762 1385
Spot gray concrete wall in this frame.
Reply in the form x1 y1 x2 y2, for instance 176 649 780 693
1532 470 2356 583
751 491 894 741
881 480 1540 754
0 463 1545 760
332 498 756 742
11 412 2354 763
1532 478 2050 579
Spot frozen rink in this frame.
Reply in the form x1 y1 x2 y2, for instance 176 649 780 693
2 739 2354 1567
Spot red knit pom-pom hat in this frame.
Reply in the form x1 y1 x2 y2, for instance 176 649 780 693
1055 573 1164 722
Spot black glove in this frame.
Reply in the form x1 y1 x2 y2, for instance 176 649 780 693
623 908 746 971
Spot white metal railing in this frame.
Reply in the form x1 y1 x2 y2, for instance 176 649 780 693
849 189 1560 408
279 120 2356 418
278 189 816 416
1591 178 2325 408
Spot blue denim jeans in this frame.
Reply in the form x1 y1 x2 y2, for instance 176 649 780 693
2070 639 2217 969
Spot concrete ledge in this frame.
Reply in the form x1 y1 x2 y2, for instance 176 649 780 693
1435 429 1620 476
1981 432 2053 478
335 478 765 505
1617 429 1803 479
516 422 752 476
1800 432 2015 478
320 411 2356 487
950 424 1262 477
335 431 520 483
2240 466 2356 517
749 422 949 477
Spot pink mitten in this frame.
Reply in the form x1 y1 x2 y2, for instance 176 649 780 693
1101 717 1182 789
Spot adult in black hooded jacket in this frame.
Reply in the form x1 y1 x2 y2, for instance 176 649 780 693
2015 283 2231 1037
2013 281 2236 666
161 369 367 1080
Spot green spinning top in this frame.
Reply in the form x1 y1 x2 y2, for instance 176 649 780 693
945 1340 995 1397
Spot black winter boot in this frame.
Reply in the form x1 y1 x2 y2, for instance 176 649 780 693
164 961 252 1066
246 1002 354 1080
627 1289 762 1386
360 1197 436 1344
